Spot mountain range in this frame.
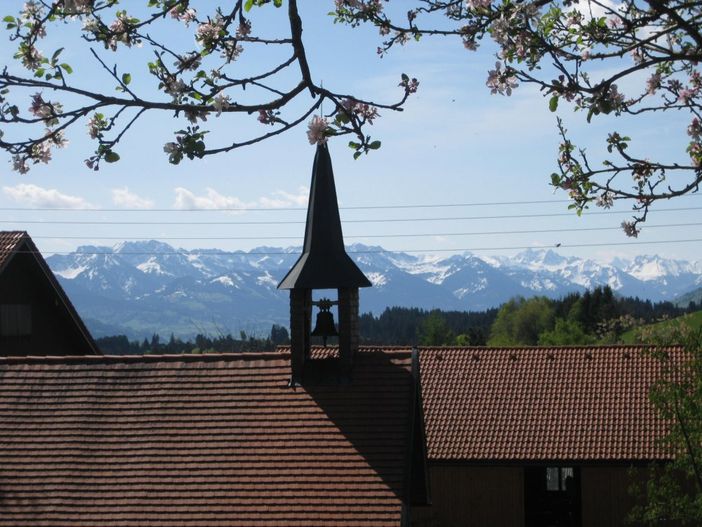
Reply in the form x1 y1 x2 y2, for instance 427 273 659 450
46 241 702 340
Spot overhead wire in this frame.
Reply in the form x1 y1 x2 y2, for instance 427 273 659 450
24 221 702 241
15 237 702 256
2 206 701 225
2 194 701 213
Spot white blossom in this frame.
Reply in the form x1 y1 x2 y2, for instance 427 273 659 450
213 93 231 116
307 116 329 145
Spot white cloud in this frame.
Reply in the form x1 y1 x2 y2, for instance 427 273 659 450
258 186 309 208
173 187 248 210
173 186 309 210
3 183 92 209
111 187 154 209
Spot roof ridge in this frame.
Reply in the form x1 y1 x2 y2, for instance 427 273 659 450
0 352 291 364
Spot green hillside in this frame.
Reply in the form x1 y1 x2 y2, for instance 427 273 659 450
619 310 702 344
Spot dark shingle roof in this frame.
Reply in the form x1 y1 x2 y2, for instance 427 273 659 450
0 230 99 355
0 231 26 271
0 349 416 526
419 346 676 462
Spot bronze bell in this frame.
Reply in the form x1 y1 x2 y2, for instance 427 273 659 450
311 299 338 347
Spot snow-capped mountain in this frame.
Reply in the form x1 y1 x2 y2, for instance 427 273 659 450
46 242 702 339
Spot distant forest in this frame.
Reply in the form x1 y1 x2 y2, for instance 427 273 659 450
96 286 698 354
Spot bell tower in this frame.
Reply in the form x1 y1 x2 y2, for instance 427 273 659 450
278 144 371 385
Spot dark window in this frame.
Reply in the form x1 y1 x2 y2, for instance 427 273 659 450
547 466 575 492
525 466 581 527
0 304 32 336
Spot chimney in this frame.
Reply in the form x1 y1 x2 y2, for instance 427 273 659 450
278 144 371 385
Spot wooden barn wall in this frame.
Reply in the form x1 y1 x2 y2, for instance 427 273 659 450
412 464 650 527
0 252 92 355
412 465 524 527
581 466 649 527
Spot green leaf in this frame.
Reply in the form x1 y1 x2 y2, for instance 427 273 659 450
273 0 283 6
244 0 255 12
549 95 559 112
51 47 64 62
353 151 362 160
122 73 131 85
60 63 72 74
368 140 381 150
34 68 45 78
104 151 120 163
348 141 360 149
2 16 15 23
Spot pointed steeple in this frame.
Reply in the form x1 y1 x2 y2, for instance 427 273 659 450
278 144 371 290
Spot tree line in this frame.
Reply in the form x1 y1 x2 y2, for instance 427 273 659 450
96 286 697 353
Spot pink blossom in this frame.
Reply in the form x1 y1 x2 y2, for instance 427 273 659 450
341 99 379 124
170 6 196 26
236 20 251 38
29 93 50 119
486 62 517 96
86 114 102 139
258 109 277 125
689 142 702 167
687 118 701 140
466 0 491 9
20 45 43 70
307 116 329 145
12 155 29 174
62 0 93 14
607 16 622 28
646 73 660 95
196 18 223 48
399 75 419 94
678 88 695 104
595 192 614 209
184 109 208 124
48 129 68 149
108 13 133 50
31 141 52 164
621 221 639 238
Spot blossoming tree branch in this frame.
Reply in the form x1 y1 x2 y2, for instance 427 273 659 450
335 0 702 236
0 0 417 172
3 1 701 235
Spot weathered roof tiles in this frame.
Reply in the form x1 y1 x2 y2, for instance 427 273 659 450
419 346 677 462
0 348 417 527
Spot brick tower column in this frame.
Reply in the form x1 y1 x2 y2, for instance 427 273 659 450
338 287 359 377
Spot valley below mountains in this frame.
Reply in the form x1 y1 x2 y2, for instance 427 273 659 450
47 241 702 339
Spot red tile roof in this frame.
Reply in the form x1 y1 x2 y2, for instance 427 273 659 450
0 230 26 271
0 349 416 526
419 346 678 462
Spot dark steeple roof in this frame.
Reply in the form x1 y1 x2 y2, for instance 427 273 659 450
278 144 371 290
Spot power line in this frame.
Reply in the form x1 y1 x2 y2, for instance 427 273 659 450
0 198 600 212
21 237 702 256
4 194 701 213
3 206 702 225
26 221 702 241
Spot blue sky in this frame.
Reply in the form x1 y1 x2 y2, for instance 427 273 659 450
1 1 700 262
